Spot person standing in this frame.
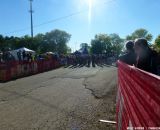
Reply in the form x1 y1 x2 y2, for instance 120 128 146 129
22 50 26 61
119 41 136 65
87 54 91 67
91 54 96 67
134 38 158 74
17 50 22 61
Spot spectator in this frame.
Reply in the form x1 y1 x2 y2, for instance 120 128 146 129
22 50 26 61
91 54 96 67
134 38 158 74
0 51 3 62
87 55 91 67
2 51 15 62
119 41 136 65
17 50 22 61
26 53 32 62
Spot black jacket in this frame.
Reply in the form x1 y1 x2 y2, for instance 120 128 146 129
119 50 136 66
136 49 158 75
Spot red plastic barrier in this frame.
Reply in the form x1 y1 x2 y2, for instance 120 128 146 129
37 60 45 73
32 61 38 74
0 62 11 81
10 61 18 78
0 59 61 82
117 61 160 130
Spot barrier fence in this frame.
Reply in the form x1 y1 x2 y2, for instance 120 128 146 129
117 61 160 130
0 59 60 82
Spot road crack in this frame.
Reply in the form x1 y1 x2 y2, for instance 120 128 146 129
82 68 102 99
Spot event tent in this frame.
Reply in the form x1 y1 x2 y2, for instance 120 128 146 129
10 47 35 60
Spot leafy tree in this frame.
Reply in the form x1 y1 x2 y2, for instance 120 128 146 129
2 36 13 50
153 35 160 52
12 37 21 49
80 43 90 53
155 35 160 48
44 29 71 54
67 47 72 54
126 28 153 42
0 29 71 54
33 33 45 53
109 33 124 55
91 34 110 54
91 33 124 55
0 35 5 51
80 43 89 49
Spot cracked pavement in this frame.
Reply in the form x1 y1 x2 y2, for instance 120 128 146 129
0 66 117 130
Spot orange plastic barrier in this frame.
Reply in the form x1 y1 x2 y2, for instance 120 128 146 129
117 61 160 130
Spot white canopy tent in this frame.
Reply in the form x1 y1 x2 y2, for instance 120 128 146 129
14 47 35 53
10 47 35 60
46 52 54 55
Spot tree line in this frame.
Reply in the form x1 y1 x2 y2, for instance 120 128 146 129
0 29 71 54
90 28 160 55
0 28 160 55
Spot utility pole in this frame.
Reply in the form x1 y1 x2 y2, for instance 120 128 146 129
29 0 34 38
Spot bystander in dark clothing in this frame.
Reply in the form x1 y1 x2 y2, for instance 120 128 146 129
87 55 91 67
26 53 32 62
17 50 22 61
119 41 136 65
22 50 26 61
0 51 3 62
91 54 96 67
2 51 15 62
134 38 158 75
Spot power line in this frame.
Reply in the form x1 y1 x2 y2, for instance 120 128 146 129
34 10 87 28
4 10 87 35
4 0 115 36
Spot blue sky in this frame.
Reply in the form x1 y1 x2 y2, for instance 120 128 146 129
0 0 160 51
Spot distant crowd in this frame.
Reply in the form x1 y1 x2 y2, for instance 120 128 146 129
17 50 33 62
0 48 117 68
1 38 160 76
0 49 59 63
0 50 15 62
60 53 117 68
119 38 160 75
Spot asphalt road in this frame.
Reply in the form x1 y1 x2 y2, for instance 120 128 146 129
0 65 117 130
